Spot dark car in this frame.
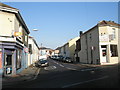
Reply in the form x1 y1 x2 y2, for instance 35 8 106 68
37 59 49 67
57 55 64 61
63 57 73 63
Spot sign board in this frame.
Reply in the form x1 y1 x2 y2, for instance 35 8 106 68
14 32 22 37
6 67 12 74
0 52 2 69
24 48 28 53
99 35 109 42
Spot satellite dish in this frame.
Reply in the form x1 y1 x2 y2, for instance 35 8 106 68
33 29 38 31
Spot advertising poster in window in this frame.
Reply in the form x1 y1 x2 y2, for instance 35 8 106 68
16 49 22 69
0 52 2 69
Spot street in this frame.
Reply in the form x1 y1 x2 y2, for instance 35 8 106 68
1 2 120 89
3 59 119 88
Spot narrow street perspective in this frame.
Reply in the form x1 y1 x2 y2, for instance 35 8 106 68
0 1 120 89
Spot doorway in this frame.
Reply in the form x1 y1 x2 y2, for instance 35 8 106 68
101 45 107 63
4 49 14 76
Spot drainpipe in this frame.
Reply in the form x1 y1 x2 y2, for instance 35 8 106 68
85 34 89 64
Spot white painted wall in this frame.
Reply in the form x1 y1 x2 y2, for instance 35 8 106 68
99 26 118 64
28 37 39 66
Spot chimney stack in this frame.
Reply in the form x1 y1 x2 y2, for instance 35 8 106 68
79 31 83 36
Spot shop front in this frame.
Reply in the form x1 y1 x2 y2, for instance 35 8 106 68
0 42 23 77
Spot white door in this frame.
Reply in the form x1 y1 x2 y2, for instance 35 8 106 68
101 48 107 63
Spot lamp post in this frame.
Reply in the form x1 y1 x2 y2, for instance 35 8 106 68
33 29 39 31
32 29 40 60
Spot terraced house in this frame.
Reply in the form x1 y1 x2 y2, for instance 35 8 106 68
28 36 39 66
0 3 30 76
77 20 119 65
58 37 80 62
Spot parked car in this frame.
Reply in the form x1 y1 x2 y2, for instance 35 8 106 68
37 59 49 67
63 57 73 63
51 55 57 60
57 55 64 61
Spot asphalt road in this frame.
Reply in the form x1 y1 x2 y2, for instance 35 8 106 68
3 59 119 88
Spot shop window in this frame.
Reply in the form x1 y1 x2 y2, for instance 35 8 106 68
16 49 22 70
110 45 118 57
6 55 12 66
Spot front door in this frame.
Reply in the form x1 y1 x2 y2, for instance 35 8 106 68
101 48 107 63
4 50 13 76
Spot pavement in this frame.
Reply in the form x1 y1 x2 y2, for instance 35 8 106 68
1 65 40 86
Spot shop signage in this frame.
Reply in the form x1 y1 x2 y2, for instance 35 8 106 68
99 35 109 42
24 48 28 53
6 67 12 74
14 32 22 37
0 52 2 69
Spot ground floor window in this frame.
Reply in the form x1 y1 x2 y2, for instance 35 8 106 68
16 49 22 70
110 45 118 57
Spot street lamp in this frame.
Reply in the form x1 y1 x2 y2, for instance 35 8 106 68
33 29 39 31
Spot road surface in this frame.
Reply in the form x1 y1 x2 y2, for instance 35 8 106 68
3 58 119 88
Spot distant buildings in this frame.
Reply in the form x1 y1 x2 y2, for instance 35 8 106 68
39 47 53 59
57 37 80 62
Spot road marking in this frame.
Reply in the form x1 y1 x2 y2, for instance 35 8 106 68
33 68 41 80
52 60 64 67
44 66 57 70
62 75 109 88
66 67 77 71
52 60 78 70
52 60 58 64
81 68 97 71
59 64 64 67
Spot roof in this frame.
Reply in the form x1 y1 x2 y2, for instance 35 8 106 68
39 47 52 50
55 47 62 50
98 20 120 26
81 20 120 36
28 36 39 49
0 3 17 10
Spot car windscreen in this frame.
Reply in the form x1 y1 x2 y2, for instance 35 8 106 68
40 60 47 63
